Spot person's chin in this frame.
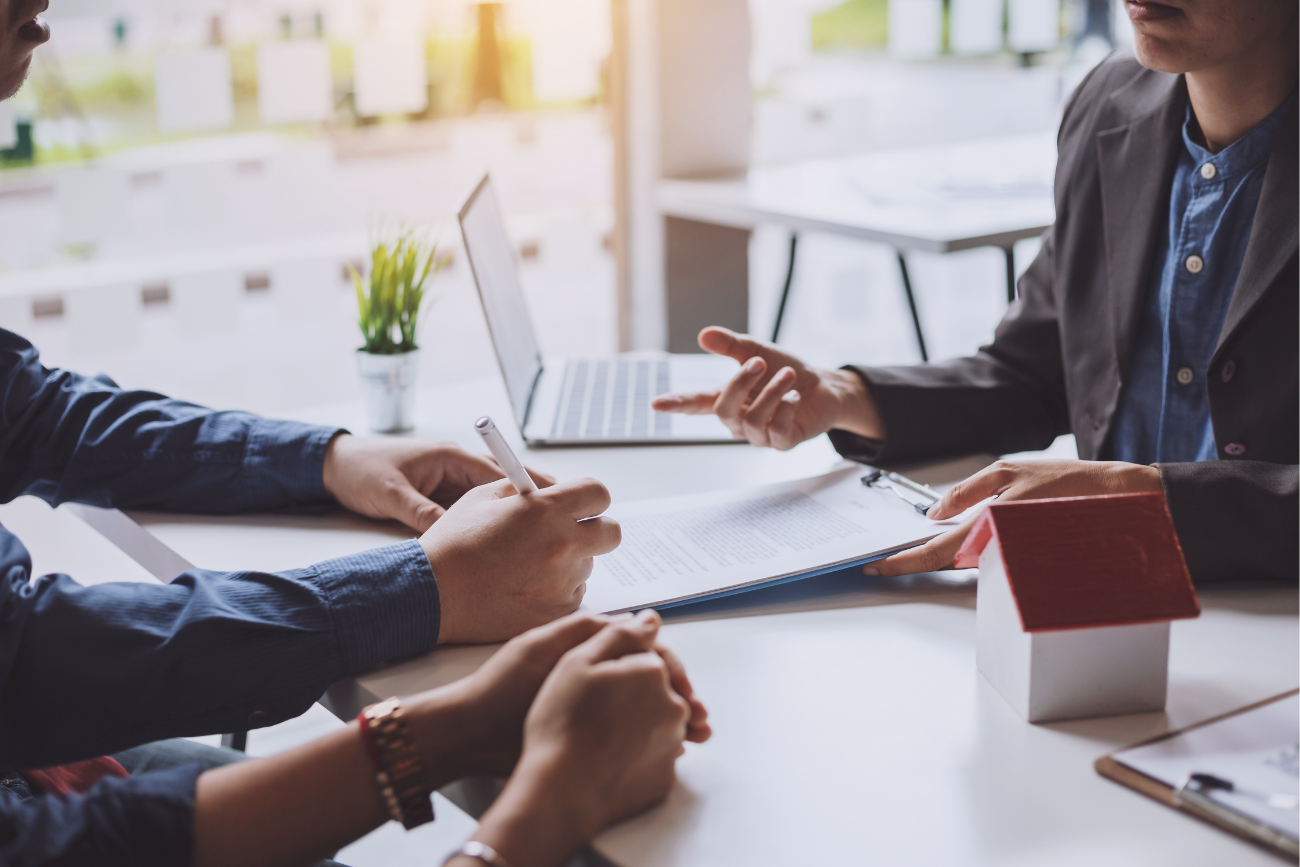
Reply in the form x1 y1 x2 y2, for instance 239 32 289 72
0 56 32 102
1126 1 1196 68
1132 34 1195 74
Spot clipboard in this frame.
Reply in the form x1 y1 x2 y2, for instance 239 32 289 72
1096 688 1300 861
582 465 942 614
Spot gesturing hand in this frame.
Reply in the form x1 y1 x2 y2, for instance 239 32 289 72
651 326 883 450
420 477 622 645
321 434 555 533
406 613 607 784
864 459 1164 577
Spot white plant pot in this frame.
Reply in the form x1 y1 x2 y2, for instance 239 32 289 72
356 349 420 433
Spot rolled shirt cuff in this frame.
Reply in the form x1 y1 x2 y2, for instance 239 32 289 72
241 420 347 508
312 538 441 671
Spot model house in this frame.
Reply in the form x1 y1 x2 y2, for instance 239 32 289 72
954 492 1200 724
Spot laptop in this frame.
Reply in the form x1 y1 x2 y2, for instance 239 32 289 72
458 175 740 446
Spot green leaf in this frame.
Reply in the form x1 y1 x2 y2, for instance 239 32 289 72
355 224 444 354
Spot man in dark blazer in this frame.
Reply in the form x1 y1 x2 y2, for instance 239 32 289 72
654 0 1298 583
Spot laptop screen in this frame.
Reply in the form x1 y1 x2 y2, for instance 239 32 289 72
458 176 544 426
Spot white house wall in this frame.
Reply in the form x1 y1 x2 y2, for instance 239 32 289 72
975 542 1033 719
1028 620 1169 723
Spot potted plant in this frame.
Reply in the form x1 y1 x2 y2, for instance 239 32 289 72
352 227 448 432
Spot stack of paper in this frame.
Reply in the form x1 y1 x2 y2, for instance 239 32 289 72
584 466 939 614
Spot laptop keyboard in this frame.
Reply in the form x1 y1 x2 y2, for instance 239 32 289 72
554 359 672 440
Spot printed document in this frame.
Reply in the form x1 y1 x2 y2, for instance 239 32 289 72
583 465 939 614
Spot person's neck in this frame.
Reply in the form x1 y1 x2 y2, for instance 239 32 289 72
1185 37 1297 154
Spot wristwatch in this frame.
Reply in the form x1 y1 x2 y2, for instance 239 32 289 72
357 697 435 829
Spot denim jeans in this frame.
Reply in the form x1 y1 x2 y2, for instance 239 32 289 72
111 739 351 867
110 738 248 776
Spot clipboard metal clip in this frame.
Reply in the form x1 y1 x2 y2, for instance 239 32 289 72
1174 773 1300 857
861 469 939 516
1180 772 1299 810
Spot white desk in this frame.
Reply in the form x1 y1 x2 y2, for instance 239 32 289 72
659 134 1056 255
660 133 1057 357
0 496 158 587
97 377 1295 867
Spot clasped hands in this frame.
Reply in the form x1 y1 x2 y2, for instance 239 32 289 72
654 326 1164 576
407 610 710 867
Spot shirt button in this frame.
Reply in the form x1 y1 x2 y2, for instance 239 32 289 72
1185 254 1205 273
1200 163 1217 180
248 710 268 727
1175 366 1194 385
1224 442 1246 456
1220 359 1236 382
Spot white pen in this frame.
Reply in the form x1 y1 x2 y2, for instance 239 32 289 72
475 416 538 494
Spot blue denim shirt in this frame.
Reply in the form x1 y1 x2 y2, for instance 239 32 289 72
0 328 440 864
1111 93 1295 464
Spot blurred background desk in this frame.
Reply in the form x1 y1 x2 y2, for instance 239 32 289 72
659 133 1056 359
71 375 1299 867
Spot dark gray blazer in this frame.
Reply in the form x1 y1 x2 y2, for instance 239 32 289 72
829 52 1298 583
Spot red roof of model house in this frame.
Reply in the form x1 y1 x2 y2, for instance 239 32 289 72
953 492 1200 632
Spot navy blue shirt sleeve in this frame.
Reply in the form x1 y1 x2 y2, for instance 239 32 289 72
0 327 337 513
0 534 439 769
0 765 200 867
0 328 445 863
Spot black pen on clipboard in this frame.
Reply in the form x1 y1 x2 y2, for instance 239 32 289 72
861 469 940 516
1174 772 1300 856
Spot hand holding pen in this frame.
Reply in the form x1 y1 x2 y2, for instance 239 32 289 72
412 416 621 644
476 416 540 495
